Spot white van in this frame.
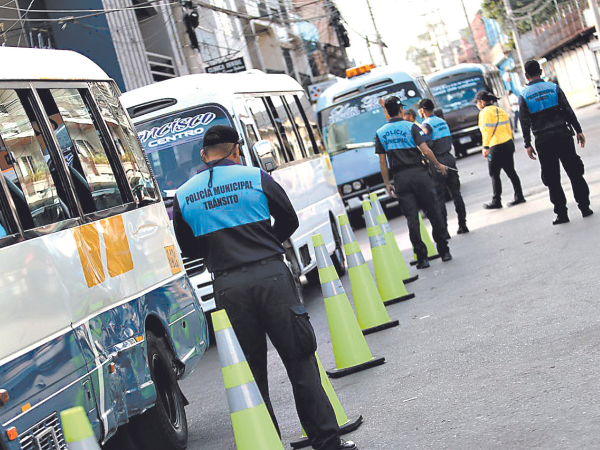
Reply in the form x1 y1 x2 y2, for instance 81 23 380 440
120 72 347 311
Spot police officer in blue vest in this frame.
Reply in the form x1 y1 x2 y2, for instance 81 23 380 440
519 60 593 225
173 125 356 450
418 98 469 236
376 97 452 268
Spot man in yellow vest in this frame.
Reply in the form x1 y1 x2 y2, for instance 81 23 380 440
476 90 525 209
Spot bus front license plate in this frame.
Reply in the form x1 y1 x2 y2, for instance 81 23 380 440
459 136 472 144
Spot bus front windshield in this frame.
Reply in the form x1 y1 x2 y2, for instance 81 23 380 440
429 75 485 113
320 82 422 155
136 105 232 198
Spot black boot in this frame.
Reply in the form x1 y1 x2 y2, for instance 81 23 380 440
484 201 502 209
553 214 570 225
457 224 469 234
508 196 526 206
581 207 594 218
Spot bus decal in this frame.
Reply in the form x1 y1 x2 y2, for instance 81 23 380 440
138 112 217 149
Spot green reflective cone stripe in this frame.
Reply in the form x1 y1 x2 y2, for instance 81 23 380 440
215 328 246 368
212 309 284 450
321 278 346 298
60 407 99 449
369 193 414 281
337 216 366 269
412 213 438 260
363 202 412 302
346 251 366 269
227 381 264 414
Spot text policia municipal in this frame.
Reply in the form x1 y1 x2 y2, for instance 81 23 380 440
185 180 254 210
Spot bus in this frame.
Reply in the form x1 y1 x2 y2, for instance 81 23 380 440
0 48 208 450
315 65 433 225
426 64 512 158
120 72 347 311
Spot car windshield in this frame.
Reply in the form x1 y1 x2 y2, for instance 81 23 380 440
319 82 422 155
429 75 485 113
135 105 232 198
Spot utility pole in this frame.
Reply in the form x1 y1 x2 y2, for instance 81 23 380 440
502 0 526 79
588 0 600 43
366 37 375 66
365 0 388 65
459 0 481 63
173 1 202 73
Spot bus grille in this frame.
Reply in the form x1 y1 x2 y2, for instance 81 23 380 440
182 256 206 278
18 412 68 450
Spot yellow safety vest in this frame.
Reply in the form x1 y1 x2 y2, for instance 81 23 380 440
478 105 513 148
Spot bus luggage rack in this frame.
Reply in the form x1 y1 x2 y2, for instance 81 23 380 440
18 412 67 450
182 256 206 278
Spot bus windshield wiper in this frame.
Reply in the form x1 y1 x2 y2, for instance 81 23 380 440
330 142 374 154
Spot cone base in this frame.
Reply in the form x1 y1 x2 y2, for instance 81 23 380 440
383 293 415 306
326 356 385 379
290 415 364 449
362 319 400 336
403 274 419 284
410 254 440 266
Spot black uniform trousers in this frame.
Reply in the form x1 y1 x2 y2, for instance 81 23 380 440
487 140 524 204
213 258 340 450
535 133 590 216
431 152 467 230
393 166 449 261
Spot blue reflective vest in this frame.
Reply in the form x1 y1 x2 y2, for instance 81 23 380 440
176 164 269 237
521 81 558 114
423 116 451 140
376 120 418 151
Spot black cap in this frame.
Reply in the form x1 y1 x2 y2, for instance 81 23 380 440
474 90 498 102
384 96 405 108
525 60 542 77
417 98 435 111
203 125 240 147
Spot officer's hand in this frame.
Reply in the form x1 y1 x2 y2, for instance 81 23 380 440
577 133 586 148
483 148 489 158
386 183 396 198
526 147 537 160
436 163 447 176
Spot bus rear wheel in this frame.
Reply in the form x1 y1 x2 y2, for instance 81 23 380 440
130 331 188 450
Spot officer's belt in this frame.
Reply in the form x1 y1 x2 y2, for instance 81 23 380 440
214 254 284 278
393 163 425 172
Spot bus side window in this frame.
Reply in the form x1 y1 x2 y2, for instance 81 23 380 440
245 97 286 167
37 88 125 214
296 92 327 154
283 94 314 157
0 89 73 230
264 96 300 162
89 82 158 205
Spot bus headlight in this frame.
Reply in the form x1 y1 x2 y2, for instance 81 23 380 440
342 184 353 195
352 180 362 191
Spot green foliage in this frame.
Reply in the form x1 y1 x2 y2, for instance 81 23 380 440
482 0 572 35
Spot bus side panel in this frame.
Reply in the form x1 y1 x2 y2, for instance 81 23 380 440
0 330 100 449
143 276 209 379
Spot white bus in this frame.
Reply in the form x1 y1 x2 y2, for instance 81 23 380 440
0 48 208 450
120 72 347 311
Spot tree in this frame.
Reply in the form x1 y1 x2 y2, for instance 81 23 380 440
482 0 573 34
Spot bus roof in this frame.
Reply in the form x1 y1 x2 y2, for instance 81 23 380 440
120 71 304 122
426 63 497 83
315 66 422 112
0 47 110 81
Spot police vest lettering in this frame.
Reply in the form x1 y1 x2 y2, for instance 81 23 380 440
423 116 451 141
522 82 558 114
377 121 418 151
177 165 269 236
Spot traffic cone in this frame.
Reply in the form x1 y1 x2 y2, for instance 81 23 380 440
338 213 400 335
60 406 101 449
363 201 415 306
312 234 385 378
410 213 440 265
369 193 419 284
290 354 363 449
212 310 284 450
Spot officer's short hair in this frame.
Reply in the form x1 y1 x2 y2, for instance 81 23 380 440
525 60 542 77
417 98 435 112
203 125 241 155
384 96 404 117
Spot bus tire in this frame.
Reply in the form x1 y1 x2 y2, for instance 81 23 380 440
130 331 188 450
330 219 346 277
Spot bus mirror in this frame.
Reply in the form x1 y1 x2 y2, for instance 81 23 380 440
253 140 278 172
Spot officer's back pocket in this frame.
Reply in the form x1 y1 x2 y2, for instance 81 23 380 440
290 305 317 358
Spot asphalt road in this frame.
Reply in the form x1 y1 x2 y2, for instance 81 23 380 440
181 103 600 450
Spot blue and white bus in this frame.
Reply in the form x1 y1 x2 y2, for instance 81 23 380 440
315 65 433 225
0 48 208 450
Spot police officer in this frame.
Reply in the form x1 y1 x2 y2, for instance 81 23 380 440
519 60 593 225
418 98 469 236
376 96 452 269
173 125 355 450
